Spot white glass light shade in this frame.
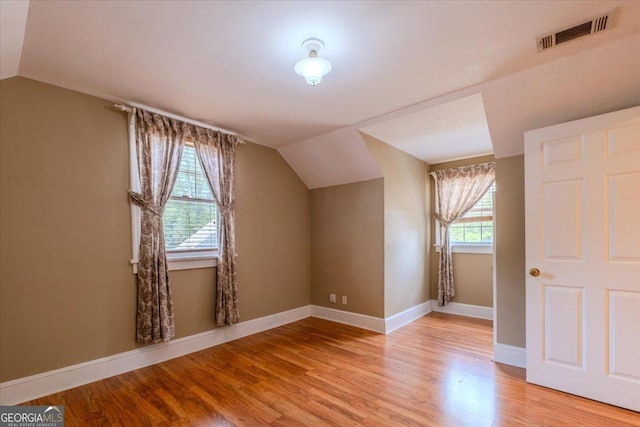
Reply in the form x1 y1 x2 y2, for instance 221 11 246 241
294 56 332 86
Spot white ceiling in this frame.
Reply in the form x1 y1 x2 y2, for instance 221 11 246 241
2 1 640 188
281 34 640 188
360 94 494 164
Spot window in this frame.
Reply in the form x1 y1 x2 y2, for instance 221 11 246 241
449 183 494 245
163 144 218 254
437 184 494 254
129 142 218 273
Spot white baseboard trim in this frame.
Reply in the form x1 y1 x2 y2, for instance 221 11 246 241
430 300 493 320
0 305 311 405
310 305 385 333
493 343 526 368
384 301 433 333
0 300 504 405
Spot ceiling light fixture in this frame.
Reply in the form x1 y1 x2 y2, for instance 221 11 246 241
294 38 332 86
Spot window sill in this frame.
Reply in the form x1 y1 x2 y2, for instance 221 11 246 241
131 251 218 274
434 244 493 254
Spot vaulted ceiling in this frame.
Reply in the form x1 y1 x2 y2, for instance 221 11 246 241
2 1 640 188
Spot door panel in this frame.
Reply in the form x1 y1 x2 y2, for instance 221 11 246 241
525 106 640 412
608 290 640 381
543 285 584 367
606 173 640 261
543 136 582 166
543 180 583 260
606 123 640 158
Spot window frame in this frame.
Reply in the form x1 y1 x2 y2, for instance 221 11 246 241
164 142 219 257
434 184 495 255
128 116 217 273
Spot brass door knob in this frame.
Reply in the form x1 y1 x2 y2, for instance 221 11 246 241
529 268 540 277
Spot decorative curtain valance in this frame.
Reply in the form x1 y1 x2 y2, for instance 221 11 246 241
127 106 242 344
431 162 495 306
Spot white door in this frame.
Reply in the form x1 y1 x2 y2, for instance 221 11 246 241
525 107 640 412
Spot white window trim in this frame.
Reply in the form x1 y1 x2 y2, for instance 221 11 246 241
127 111 217 274
434 220 494 254
434 242 494 254
130 252 218 274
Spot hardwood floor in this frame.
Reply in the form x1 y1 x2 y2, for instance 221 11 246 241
27 312 640 426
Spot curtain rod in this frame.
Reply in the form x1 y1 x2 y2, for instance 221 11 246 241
114 103 242 138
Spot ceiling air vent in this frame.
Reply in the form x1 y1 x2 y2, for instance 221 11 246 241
536 7 618 52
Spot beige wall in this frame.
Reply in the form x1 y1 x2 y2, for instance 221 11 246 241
363 134 430 318
494 155 526 347
310 179 384 317
0 77 311 382
235 142 311 319
429 155 495 307
428 253 494 307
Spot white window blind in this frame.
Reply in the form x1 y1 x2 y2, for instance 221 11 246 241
163 144 218 252
449 183 494 244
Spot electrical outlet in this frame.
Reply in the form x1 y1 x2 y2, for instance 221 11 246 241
342 296 347 305
329 293 336 303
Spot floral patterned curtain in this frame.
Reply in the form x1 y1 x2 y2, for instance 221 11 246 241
129 109 188 344
193 128 242 326
431 162 495 306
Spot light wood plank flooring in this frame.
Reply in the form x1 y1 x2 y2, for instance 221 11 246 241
27 312 640 426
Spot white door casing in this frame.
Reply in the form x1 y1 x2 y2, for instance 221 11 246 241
525 106 640 412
